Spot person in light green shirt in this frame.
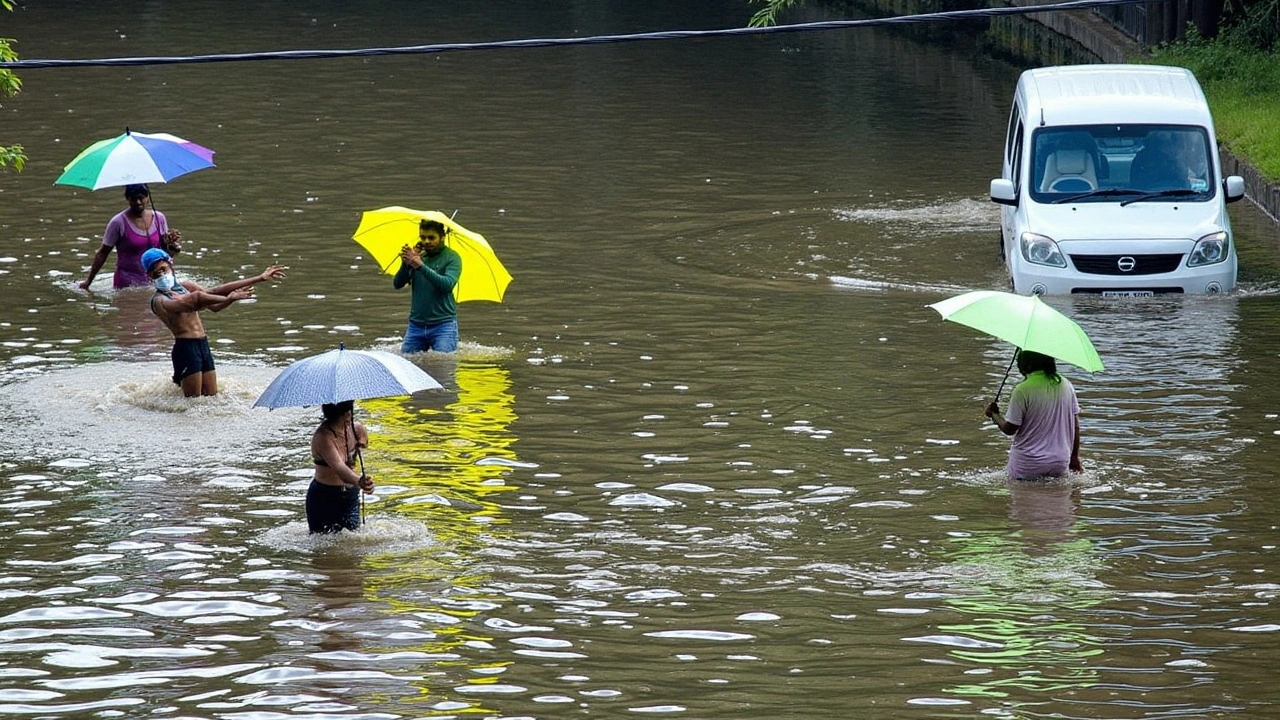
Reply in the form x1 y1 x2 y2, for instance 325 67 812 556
984 350 1083 480
393 219 462 353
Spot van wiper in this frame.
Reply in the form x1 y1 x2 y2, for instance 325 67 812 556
1119 189 1203 207
1052 188 1144 204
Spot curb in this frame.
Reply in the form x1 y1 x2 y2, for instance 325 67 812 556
1222 148 1280 223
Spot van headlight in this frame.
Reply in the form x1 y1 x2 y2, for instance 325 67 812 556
1187 231 1230 267
1019 232 1066 268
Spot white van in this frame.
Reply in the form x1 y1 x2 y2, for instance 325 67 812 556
990 64 1246 296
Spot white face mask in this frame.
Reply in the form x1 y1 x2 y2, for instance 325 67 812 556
154 272 176 292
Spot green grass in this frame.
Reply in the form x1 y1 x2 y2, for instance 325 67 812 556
1151 40 1280 182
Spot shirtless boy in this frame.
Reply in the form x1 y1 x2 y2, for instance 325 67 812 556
141 248 287 397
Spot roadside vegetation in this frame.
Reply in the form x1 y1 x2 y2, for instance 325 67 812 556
1152 29 1280 182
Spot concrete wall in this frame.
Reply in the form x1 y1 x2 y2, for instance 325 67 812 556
1006 0 1139 63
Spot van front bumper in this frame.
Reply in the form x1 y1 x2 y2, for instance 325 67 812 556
1010 252 1236 295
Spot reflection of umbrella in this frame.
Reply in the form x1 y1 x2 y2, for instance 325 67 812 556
55 128 215 190
352 206 512 303
253 346 442 409
929 290 1103 399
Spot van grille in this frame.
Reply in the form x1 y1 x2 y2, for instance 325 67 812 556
1069 253 1184 275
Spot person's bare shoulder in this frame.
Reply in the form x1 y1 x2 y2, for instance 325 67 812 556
155 290 200 314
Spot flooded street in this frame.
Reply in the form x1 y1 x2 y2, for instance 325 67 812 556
2 0 1280 717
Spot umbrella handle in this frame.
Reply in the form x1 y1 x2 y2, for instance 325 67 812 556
993 351 1018 405
352 413 367 528
146 195 161 245
145 194 178 255
357 450 366 528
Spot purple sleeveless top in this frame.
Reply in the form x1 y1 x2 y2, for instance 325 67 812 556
103 210 169 289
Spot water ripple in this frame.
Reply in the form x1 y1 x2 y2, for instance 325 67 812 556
0 607 131 624
644 630 755 642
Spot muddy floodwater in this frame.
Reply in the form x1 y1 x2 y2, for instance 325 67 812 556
2 1 1280 717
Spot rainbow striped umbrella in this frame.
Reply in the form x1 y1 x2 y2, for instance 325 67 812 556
54 129 215 190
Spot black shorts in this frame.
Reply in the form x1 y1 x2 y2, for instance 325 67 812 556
171 336 216 384
306 480 361 534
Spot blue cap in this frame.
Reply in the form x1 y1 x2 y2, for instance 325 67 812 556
141 248 171 274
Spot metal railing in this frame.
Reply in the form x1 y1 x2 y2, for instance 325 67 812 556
1094 1 1150 44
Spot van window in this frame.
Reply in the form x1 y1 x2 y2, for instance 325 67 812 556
1010 123 1024 192
1004 102 1022 167
1029 125 1214 202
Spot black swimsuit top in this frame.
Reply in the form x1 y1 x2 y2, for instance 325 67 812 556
313 450 357 469
314 423 359 469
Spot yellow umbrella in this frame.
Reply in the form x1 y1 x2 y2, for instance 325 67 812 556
352 206 512 303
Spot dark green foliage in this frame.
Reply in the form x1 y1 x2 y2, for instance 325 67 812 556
748 0 802 27
0 0 24 171
1220 0 1280 49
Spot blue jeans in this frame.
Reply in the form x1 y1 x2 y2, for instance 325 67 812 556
402 319 458 353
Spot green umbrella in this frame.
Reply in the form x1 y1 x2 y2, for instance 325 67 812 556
929 290 1103 399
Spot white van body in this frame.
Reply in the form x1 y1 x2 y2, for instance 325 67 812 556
990 65 1246 296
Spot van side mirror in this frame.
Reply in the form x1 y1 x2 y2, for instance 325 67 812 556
990 179 1017 206
1224 175 1246 204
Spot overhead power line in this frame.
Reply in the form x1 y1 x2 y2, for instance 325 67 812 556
1 0 1149 70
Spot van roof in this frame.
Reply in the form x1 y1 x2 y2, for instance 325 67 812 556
1020 64 1212 127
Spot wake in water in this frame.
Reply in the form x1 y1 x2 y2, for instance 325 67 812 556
825 197 1003 295
256 514 439 555
833 197 1000 234
828 275 973 295
941 467 1106 491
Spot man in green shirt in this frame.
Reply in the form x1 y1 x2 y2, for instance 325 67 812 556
394 219 462 353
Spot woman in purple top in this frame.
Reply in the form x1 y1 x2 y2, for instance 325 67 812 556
984 350 1083 480
79 184 182 290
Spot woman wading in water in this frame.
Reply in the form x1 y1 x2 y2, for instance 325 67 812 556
984 350 1083 480
307 400 375 533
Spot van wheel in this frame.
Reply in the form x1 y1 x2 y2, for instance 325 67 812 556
997 233 1005 262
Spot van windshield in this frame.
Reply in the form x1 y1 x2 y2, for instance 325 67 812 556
1029 125 1215 203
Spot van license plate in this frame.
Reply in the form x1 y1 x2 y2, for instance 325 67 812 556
1101 290 1154 298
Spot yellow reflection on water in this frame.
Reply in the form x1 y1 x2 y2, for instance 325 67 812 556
354 361 522 713
363 361 520 525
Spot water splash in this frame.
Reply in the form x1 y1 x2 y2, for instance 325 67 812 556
0 361 311 469
833 197 999 234
255 515 439 555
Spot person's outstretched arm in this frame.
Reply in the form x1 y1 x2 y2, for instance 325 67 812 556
206 265 287 296
155 287 254 315
204 287 256 312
